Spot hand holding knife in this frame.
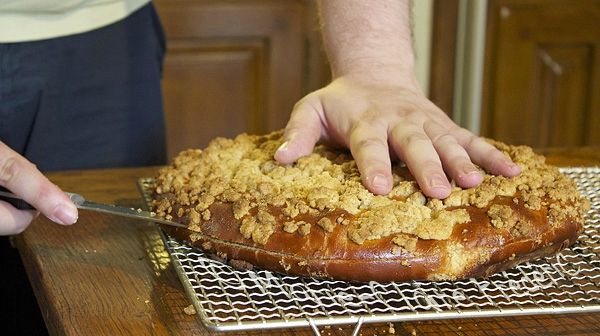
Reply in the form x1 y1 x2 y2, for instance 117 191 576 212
0 187 187 229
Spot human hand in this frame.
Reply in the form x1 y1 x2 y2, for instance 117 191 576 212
0 142 78 235
275 77 521 199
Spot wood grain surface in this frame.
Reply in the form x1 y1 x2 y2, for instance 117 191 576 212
14 148 600 336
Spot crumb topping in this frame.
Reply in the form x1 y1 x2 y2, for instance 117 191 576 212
283 220 311 237
283 221 299 233
297 221 311 236
486 204 534 237
317 217 335 233
392 234 418 253
189 232 202 242
240 216 273 245
153 131 587 247
487 204 517 229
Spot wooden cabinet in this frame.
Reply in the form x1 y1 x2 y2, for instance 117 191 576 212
481 0 600 147
154 0 329 159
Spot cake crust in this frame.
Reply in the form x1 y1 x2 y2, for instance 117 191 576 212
152 131 589 282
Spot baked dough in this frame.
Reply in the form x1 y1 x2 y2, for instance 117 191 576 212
152 131 589 282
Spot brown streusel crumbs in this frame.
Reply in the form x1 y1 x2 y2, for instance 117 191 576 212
283 221 299 233
487 204 517 229
297 221 311 236
153 131 588 248
317 217 335 233
282 220 311 236
183 304 196 315
392 234 418 253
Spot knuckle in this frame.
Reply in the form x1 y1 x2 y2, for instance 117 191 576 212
291 98 308 112
491 150 511 164
284 124 304 136
452 125 470 136
481 149 507 168
354 136 387 150
463 134 479 149
30 183 53 207
357 113 390 128
472 135 491 149
401 132 431 148
452 127 477 147
290 101 313 119
349 122 388 149
432 133 457 147
0 156 20 184
360 110 386 124
420 160 444 171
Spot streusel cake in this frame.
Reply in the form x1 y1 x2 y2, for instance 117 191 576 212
152 131 589 282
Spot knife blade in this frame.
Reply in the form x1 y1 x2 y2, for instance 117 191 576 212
0 188 188 229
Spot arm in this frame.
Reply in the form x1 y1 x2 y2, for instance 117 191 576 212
275 0 519 198
0 142 77 235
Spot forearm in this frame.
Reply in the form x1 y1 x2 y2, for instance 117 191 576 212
317 0 417 85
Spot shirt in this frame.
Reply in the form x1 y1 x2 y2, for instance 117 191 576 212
0 0 151 42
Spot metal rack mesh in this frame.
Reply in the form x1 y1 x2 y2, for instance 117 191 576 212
139 167 600 332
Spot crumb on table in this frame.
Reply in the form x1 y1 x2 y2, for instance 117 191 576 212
183 304 196 315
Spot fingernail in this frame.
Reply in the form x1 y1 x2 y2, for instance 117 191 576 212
460 164 479 177
50 204 78 225
429 174 448 189
276 141 289 153
372 174 389 190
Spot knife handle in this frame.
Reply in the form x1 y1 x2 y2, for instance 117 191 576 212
0 187 36 211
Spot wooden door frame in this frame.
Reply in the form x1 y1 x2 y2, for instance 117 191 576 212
429 0 460 118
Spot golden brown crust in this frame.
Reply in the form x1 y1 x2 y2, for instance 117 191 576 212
152 131 589 282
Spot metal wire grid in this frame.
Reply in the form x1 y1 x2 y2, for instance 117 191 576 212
139 167 600 332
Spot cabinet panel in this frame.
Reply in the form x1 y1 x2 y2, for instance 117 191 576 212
535 45 592 146
162 41 265 158
481 0 600 147
155 0 329 159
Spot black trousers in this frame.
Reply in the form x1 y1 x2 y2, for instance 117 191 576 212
0 4 166 334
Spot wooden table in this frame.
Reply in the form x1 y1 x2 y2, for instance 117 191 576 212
15 147 600 336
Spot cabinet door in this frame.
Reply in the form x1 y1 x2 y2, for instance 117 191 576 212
481 0 600 147
155 0 329 159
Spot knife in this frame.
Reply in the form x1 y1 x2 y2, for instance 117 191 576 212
0 187 188 229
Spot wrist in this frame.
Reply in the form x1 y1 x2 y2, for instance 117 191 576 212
331 61 422 91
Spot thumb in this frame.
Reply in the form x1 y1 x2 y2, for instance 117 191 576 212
275 95 323 164
0 143 78 226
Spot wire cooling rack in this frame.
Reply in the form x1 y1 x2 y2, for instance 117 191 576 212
138 167 600 333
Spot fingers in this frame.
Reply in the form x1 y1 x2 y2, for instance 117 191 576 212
424 122 483 189
389 121 521 198
348 121 393 195
0 201 37 235
453 127 521 177
389 123 452 199
277 80 521 201
0 142 78 233
275 95 323 164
